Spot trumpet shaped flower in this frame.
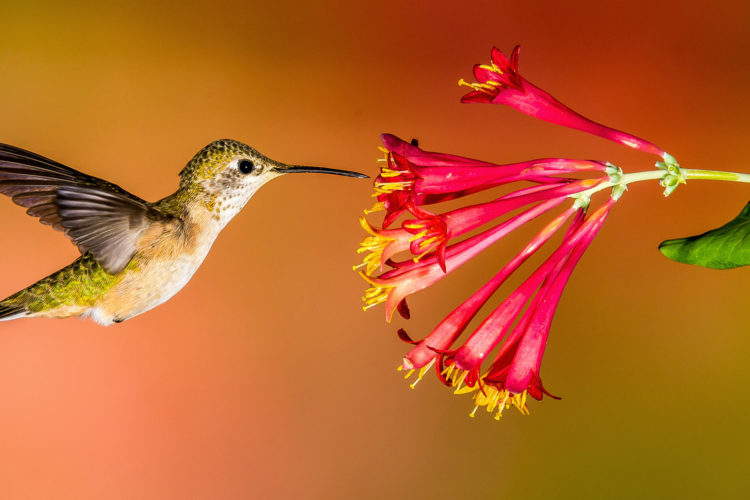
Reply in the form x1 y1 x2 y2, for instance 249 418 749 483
358 45 684 420
358 133 619 418
372 134 608 228
459 46 669 160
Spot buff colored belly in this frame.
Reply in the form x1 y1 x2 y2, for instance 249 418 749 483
86 253 208 325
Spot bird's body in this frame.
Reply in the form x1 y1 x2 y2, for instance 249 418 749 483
2 205 216 324
0 139 365 325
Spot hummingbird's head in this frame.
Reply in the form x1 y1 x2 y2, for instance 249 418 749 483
178 139 366 224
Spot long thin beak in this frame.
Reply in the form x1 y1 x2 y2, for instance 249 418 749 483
274 164 368 178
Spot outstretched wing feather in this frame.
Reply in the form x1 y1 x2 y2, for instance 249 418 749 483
0 143 175 273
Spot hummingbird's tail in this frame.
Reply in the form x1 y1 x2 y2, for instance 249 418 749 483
0 300 28 321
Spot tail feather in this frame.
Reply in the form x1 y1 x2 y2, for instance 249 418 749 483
0 301 28 321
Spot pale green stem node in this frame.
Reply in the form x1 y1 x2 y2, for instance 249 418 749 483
655 155 684 197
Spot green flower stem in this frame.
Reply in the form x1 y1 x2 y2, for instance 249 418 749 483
574 170 666 200
683 169 750 183
572 168 750 203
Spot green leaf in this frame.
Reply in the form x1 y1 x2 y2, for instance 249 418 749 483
659 201 750 269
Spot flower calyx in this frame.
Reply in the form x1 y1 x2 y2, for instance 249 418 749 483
606 162 627 200
656 153 684 197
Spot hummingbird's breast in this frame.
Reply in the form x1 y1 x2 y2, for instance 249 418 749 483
85 211 222 324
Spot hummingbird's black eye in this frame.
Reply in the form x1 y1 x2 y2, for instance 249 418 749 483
238 159 255 174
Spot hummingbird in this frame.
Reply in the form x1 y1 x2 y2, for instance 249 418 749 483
0 139 366 325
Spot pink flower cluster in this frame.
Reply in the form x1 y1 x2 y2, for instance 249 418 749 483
357 46 669 419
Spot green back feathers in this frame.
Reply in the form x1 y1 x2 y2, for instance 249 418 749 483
1 254 129 313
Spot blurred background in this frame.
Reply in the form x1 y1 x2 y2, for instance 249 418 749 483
0 1 748 498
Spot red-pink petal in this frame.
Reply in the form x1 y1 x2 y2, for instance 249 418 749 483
401 204 580 370
462 48 668 158
460 91 493 104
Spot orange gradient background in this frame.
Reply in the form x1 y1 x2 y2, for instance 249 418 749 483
0 1 749 498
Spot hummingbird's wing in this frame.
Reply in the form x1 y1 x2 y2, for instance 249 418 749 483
0 143 175 274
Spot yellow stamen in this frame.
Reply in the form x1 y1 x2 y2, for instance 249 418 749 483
454 383 479 395
399 359 535 420
488 390 501 412
457 61 504 93
441 365 466 388
357 253 380 276
364 202 385 214
356 217 395 275
441 363 456 381
497 393 509 414
418 236 439 250
376 147 390 164
409 231 438 260
358 271 394 312
374 147 392 168
410 252 431 264
374 180 413 194
443 366 532 420
453 370 468 393
478 62 502 74
457 77 503 95
410 360 436 389
409 230 428 241
404 224 446 263
379 167 409 178
399 358 436 390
